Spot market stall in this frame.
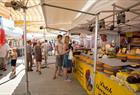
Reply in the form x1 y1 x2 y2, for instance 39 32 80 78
71 0 140 95
73 47 140 95
1 0 139 95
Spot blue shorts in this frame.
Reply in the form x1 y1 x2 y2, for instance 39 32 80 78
11 59 17 67
63 54 72 68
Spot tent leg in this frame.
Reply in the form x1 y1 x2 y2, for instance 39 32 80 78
23 8 31 95
93 14 99 95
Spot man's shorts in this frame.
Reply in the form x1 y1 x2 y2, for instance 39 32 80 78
0 57 4 69
56 55 63 67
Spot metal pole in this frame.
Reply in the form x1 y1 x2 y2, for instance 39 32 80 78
112 3 140 16
23 8 30 95
44 28 46 40
45 26 68 32
113 5 115 27
118 32 120 48
42 3 96 16
101 2 140 21
93 14 99 95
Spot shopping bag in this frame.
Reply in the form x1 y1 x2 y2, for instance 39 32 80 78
68 49 73 60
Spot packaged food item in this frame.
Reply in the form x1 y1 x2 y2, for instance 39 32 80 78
127 83 140 92
104 70 114 75
127 55 140 62
126 72 140 84
136 49 140 55
116 72 129 81
127 76 140 84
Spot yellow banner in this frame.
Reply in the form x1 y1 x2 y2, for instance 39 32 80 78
73 59 94 95
95 72 135 95
74 57 136 95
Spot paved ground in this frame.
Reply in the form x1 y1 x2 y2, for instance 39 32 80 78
0 57 23 79
12 56 87 95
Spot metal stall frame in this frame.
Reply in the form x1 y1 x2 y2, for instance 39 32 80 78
40 2 98 95
29 0 139 95
23 7 31 95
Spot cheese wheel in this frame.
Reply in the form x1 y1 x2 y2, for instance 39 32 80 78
104 70 114 75
97 66 103 68
116 72 129 80
96 67 104 71
104 64 122 70
97 68 104 71
127 55 140 60
104 67 120 72
116 54 127 58
104 64 112 69
97 62 104 65
129 84 140 92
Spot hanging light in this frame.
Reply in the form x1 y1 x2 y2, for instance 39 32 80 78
117 11 126 24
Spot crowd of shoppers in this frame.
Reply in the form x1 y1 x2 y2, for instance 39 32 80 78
26 40 50 75
0 39 53 76
0 35 74 80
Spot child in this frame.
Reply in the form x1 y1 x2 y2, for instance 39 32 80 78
10 48 17 75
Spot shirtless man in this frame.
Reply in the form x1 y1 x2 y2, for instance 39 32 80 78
53 35 63 79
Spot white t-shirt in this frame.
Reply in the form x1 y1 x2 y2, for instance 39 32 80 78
42 43 48 52
55 41 63 55
0 43 10 57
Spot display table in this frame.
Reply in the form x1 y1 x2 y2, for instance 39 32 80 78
98 58 139 67
73 55 140 95
73 56 94 95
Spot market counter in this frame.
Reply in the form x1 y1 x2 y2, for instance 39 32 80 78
73 55 140 95
73 55 94 95
95 72 136 95
98 58 138 67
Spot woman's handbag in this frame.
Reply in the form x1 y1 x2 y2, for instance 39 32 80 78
68 49 73 60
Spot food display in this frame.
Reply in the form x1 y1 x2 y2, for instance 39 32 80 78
98 43 116 58
73 31 140 95
103 64 122 76
110 71 140 92
74 49 94 65
96 61 104 72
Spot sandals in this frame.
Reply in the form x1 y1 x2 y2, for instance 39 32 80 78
53 76 56 80
38 71 42 75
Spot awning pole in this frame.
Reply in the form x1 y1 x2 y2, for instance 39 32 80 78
42 3 96 16
23 8 31 95
101 2 140 21
44 28 46 40
45 26 68 32
112 3 140 16
93 14 99 95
